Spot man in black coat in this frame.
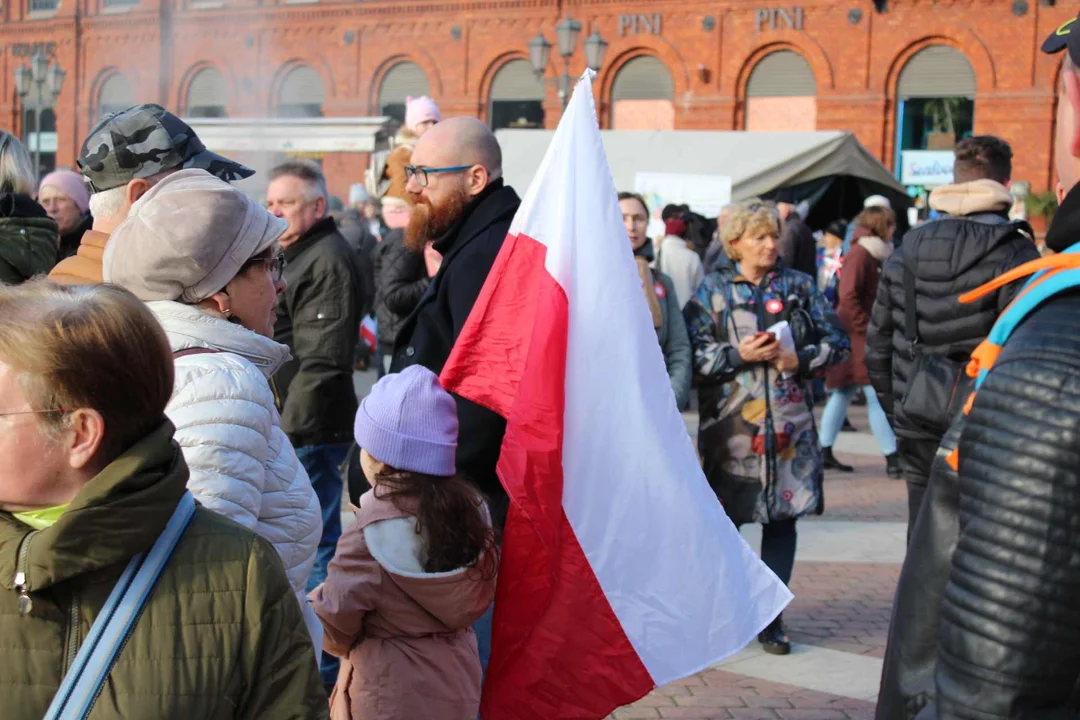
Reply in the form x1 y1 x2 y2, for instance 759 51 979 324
390 117 519 529
865 135 1038 536
875 21 1080 718
265 161 366 672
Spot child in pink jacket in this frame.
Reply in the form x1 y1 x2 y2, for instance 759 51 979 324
310 366 498 720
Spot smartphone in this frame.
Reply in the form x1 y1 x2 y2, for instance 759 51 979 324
754 331 777 343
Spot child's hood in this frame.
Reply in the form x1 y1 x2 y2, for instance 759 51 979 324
357 491 495 631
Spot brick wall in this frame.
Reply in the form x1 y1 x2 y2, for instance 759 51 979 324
0 0 1072 198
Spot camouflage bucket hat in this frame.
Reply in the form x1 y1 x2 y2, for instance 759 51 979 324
77 103 254 192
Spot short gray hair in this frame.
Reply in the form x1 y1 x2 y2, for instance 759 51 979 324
88 169 176 222
0 131 36 196
269 160 328 205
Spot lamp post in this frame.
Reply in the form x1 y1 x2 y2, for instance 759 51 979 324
13 50 65 180
528 17 608 110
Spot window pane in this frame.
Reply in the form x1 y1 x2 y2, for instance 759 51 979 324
29 0 59 12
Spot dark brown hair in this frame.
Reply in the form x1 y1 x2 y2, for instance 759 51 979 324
618 191 649 217
853 206 896 240
374 467 498 577
953 136 1013 185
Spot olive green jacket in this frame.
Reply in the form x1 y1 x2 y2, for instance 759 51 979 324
0 422 328 719
0 202 58 284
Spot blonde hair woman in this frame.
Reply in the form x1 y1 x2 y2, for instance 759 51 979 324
683 199 849 655
0 131 58 283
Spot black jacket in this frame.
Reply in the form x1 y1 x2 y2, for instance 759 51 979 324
273 216 367 447
391 180 521 526
373 229 429 347
337 209 378 316
778 214 817 278
866 213 1038 437
0 193 58 284
58 213 92 262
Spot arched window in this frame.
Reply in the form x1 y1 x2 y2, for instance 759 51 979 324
745 50 816 131
895 45 976 187
489 59 545 130
276 65 325 119
378 62 430 123
98 73 134 121
610 56 674 130
185 67 228 119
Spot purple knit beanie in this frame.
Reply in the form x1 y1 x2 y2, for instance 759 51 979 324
354 365 458 476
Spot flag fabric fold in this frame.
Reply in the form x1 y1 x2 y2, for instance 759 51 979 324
440 70 792 720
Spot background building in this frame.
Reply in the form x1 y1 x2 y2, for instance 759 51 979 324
0 0 1070 204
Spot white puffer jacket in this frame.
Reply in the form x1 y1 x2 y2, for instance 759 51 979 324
150 301 322 606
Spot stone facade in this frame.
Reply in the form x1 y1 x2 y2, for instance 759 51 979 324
0 0 1071 199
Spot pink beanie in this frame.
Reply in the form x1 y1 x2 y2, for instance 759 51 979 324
39 170 90 214
404 96 441 133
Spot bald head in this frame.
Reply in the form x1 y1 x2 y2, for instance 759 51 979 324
413 116 502 181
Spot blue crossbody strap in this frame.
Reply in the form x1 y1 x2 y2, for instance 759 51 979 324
43 491 197 720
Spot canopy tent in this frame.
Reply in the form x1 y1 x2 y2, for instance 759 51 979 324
496 129 911 231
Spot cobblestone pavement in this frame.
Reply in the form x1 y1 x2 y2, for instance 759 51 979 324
610 405 903 720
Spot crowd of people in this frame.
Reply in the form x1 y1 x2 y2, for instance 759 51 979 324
4 17 1080 717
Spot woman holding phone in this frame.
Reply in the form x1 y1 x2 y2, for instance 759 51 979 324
684 199 849 656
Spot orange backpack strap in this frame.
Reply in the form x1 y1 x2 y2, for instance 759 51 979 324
947 250 1080 473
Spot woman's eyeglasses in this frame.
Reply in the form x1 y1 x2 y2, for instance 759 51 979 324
241 254 286 282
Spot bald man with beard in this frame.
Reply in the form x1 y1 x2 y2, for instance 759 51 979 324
390 117 520 531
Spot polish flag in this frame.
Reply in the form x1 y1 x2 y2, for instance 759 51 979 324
440 72 792 720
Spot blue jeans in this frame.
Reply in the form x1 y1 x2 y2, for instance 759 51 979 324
297 442 351 687
820 385 897 455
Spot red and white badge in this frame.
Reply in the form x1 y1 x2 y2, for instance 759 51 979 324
765 298 784 314
654 282 667 299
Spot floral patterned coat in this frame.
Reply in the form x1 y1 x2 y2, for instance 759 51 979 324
684 261 849 525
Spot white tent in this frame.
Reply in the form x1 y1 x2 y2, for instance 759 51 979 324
496 129 905 203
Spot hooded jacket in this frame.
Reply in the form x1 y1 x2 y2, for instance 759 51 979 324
151 301 322 610
877 183 1080 719
310 489 496 720
826 234 891 389
866 180 1038 440
0 193 58 284
0 422 327 719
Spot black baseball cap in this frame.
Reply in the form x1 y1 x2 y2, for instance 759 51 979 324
1042 14 1080 65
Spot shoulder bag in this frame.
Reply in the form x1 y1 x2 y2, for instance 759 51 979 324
898 267 973 437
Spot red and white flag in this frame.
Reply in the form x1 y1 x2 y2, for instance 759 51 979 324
440 71 792 720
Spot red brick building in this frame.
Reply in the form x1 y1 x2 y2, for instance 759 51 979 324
0 0 1073 201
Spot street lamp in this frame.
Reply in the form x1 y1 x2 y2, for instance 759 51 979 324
528 17 608 110
13 50 65 179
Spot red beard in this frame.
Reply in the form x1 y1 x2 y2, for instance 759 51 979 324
404 186 471 253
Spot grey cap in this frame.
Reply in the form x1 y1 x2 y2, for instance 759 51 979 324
77 104 254 193
103 169 287 304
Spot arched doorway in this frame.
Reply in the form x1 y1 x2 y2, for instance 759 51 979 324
489 59 545 130
745 50 817 131
894 45 976 189
276 65 325 119
378 62 430 123
98 73 134 121
610 56 674 130
185 67 229 119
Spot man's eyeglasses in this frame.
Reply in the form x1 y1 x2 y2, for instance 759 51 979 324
0 409 67 418
241 254 286 282
404 165 472 188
